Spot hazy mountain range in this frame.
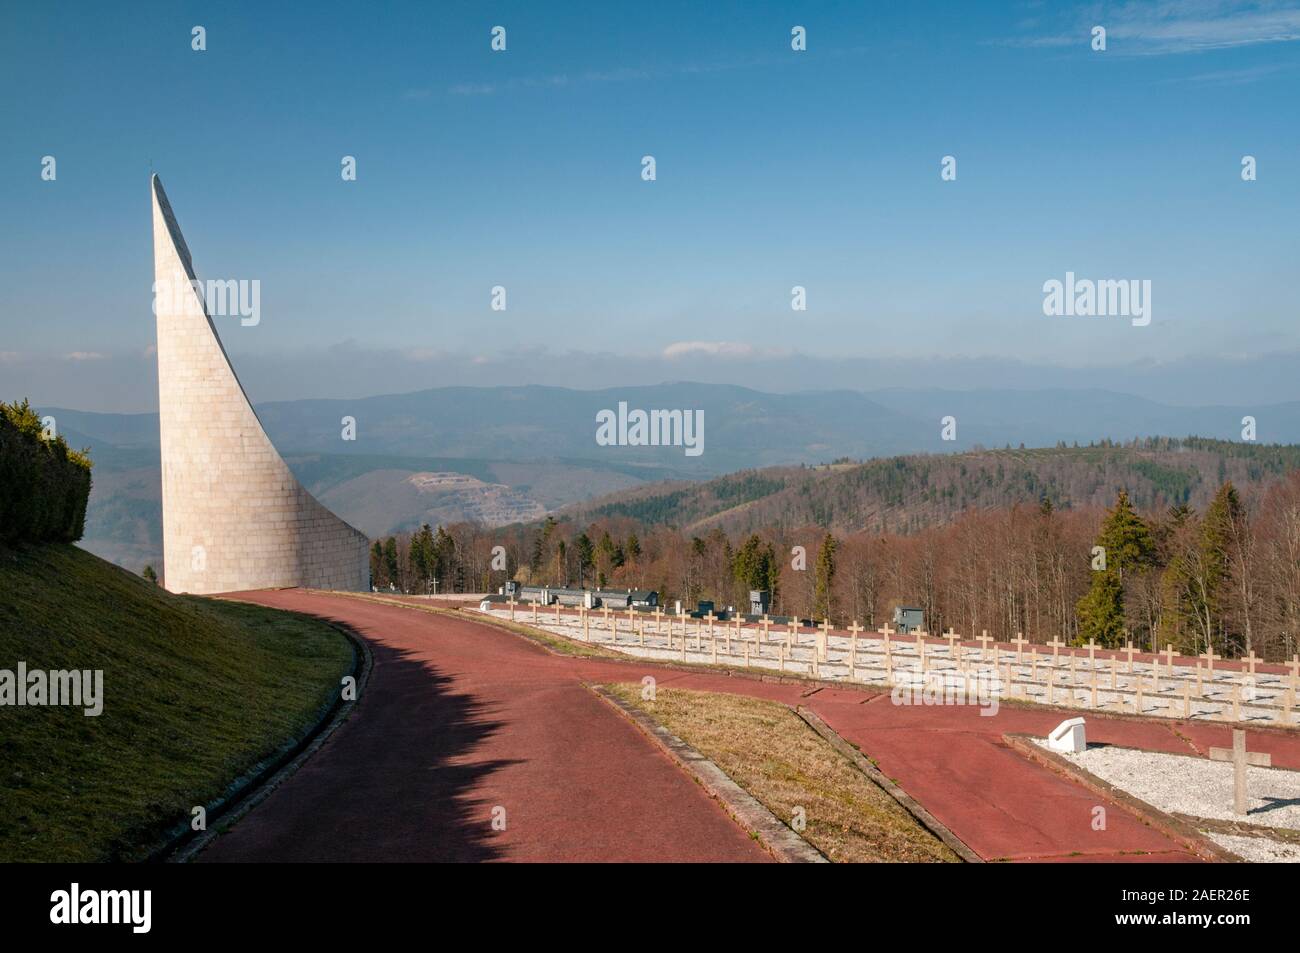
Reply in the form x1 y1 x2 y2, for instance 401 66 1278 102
42 382 1300 571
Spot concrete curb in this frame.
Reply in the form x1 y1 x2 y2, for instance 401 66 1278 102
161 616 374 863
589 684 827 863
1001 732 1240 863
793 706 983 863
1170 813 1300 845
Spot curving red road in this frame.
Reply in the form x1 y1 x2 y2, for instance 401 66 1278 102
203 591 1300 863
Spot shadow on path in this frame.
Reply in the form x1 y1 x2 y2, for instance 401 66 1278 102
202 624 513 863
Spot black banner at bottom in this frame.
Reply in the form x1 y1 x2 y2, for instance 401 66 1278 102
0 861 1280 939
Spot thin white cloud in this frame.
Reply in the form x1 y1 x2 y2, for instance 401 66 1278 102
663 341 789 360
443 55 786 97
1169 59 1298 82
64 351 107 361
1001 0 1300 55
447 82 497 97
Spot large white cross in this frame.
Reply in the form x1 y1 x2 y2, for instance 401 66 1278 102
1209 729 1271 815
847 621 864 670
817 618 832 661
944 628 960 654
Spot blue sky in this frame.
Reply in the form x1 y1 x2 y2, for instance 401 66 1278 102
2 0 1299 411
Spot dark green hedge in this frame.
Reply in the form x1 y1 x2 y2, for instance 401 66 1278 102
0 399 93 543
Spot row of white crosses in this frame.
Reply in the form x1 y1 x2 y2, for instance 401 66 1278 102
496 599 1297 724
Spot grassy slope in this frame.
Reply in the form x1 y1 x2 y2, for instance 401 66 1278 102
605 684 958 863
0 544 353 862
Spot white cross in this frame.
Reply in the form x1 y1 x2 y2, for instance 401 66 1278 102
1201 646 1222 673
847 621 864 670
1011 634 1030 661
944 628 960 653
1209 729 1271 815
976 630 994 659
817 618 832 661
878 625 893 652
1047 637 1066 662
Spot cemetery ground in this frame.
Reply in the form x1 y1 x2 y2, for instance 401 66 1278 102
479 599 1300 862
204 590 1300 863
0 543 355 862
602 683 960 862
1036 738 1300 862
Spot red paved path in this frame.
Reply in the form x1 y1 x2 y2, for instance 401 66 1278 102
209 591 1300 863
200 591 770 862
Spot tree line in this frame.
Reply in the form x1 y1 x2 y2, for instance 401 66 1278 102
369 470 1300 662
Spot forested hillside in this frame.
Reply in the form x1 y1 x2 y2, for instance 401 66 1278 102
568 438 1300 536
370 437 1300 665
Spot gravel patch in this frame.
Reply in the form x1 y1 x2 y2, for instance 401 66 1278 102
1035 740 1300 829
1206 832 1300 863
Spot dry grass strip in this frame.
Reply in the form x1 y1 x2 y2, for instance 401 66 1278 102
604 684 959 863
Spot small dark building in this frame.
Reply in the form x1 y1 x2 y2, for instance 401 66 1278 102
892 605 925 633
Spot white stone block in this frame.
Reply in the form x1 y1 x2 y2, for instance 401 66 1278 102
1047 717 1087 754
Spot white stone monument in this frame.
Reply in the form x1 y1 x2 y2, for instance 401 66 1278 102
152 175 370 593
1047 717 1087 754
